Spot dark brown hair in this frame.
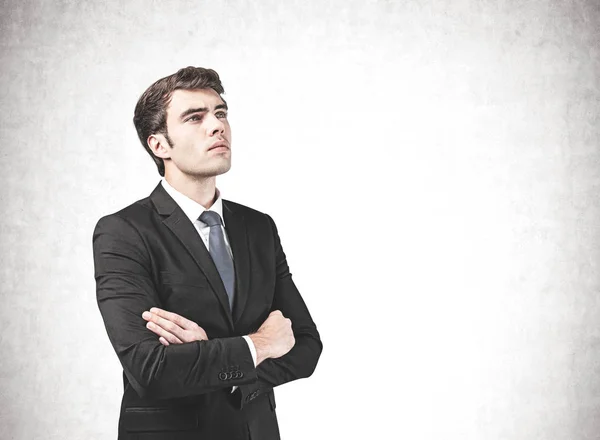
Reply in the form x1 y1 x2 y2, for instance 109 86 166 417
133 66 225 176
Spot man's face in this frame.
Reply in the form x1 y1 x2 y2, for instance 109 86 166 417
160 88 232 178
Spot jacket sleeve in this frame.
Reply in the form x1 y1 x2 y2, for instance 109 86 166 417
236 214 323 408
93 214 257 400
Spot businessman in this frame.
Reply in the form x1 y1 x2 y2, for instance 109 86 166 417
92 66 323 439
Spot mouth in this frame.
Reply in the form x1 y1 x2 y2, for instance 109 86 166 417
208 141 229 152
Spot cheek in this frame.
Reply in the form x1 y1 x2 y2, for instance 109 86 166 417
173 143 199 162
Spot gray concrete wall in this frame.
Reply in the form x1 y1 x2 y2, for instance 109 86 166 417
1 1 598 438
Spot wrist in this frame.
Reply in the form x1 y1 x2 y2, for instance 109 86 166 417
248 333 270 365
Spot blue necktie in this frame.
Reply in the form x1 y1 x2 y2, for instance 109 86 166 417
199 211 235 311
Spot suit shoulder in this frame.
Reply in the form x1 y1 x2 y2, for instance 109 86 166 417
223 199 271 220
94 195 155 230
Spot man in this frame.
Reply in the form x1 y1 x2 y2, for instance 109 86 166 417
92 66 323 439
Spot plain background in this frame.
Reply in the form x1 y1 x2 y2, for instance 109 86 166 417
1 0 599 439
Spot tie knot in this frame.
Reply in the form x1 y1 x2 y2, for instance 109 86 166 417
199 210 222 227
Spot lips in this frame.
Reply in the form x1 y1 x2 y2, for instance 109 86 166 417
208 141 229 151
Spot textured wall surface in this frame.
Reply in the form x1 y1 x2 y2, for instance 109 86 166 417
0 0 599 439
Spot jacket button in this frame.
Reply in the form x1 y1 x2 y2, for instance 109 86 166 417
218 372 227 381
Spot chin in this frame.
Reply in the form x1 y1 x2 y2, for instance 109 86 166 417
214 161 232 175
193 163 231 178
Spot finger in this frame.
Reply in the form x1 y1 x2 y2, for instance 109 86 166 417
150 307 197 330
143 311 186 340
195 328 209 341
146 321 183 344
152 314 188 339
270 310 282 316
159 336 170 346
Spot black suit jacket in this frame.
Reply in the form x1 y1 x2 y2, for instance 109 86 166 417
92 182 323 440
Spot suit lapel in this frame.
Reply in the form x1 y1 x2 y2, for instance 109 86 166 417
149 183 234 331
222 200 251 325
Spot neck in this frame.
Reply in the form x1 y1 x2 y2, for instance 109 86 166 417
164 171 218 209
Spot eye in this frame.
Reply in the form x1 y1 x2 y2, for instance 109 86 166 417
186 115 202 122
216 111 228 119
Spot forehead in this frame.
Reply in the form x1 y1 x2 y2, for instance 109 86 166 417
167 88 224 116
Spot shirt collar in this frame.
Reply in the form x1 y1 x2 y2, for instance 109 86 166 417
161 178 225 227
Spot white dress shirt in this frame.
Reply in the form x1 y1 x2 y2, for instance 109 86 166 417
161 178 257 392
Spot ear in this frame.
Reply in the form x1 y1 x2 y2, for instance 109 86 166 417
147 134 171 159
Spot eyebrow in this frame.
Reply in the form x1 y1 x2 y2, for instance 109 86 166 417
179 103 228 120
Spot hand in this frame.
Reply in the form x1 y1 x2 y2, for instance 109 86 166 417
142 307 208 346
249 310 295 365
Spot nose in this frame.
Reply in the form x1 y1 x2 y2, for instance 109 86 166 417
207 113 225 137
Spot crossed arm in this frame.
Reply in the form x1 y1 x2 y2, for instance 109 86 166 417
93 213 322 406
142 307 288 367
